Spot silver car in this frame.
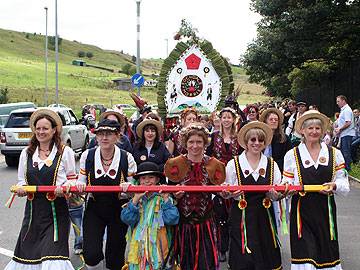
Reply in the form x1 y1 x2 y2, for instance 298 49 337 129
0 107 89 167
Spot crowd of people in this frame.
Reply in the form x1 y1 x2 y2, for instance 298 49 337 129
5 94 356 270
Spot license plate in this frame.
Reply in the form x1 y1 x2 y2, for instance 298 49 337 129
18 132 32 139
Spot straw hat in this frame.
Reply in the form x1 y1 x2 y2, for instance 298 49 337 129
136 119 163 139
295 110 330 134
259 108 284 125
237 121 273 149
30 108 63 134
100 110 125 127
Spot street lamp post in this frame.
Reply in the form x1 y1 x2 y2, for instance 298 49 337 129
55 0 59 106
165 38 169 58
135 0 141 96
44 7 48 106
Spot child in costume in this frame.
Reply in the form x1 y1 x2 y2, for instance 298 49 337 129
121 162 179 270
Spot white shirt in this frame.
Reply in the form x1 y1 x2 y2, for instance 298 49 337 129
78 145 137 185
282 142 349 196
17 145 76 186
225 152 282 199
338 104 355 137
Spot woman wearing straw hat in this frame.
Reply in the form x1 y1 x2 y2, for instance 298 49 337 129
165 123 226 270
206 107 242 262
5 108 77 270
166 107 198 156
133 118 170 179
223 121 283 270
76 119 137 270
88 110 133 153
260 108 291 172
283 110 350 270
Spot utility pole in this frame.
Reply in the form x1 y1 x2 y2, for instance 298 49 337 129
44 7 48 106
135 0 141 96
55 0 59 106
165 38 169 58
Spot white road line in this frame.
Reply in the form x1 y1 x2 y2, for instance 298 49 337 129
0 247 13 258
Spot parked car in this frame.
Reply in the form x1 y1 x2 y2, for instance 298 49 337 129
0 102 36 128
0 107 89 167
48 103 68 108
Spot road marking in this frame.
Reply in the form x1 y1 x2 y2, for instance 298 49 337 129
0 247 13 258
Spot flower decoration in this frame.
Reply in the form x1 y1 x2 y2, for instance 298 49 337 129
262 198 272 209
27 193 34 201
46 192 56 201
238 198 247 210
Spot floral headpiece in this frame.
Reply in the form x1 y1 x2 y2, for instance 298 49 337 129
219 107 238 117
180 107 198 120
179 122 210 148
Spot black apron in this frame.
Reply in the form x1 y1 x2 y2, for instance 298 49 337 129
290 146 341 268
228 156 282 270
13 149 70 264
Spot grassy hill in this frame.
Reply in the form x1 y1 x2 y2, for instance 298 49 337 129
0 28 268 115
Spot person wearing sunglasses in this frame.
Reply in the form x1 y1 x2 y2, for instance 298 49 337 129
240 104 259 129
222 121 284 270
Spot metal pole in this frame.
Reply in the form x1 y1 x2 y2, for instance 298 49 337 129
44 7 48 106
55 0 59 106
136 0 141 96
165 38 168 57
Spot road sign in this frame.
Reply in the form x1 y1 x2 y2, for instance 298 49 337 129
131 73 145 87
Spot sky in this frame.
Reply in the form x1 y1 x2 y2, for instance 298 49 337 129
0 0 260 64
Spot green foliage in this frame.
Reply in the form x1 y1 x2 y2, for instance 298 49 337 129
48 36 62 51
174 19 200 44
131 55 136 63
78 51 85 57
86 52 94 58
350 163 360 180
122 63 132 75
243 0 360 98
25 33 30 39
288 60 333 96
0 87 9 104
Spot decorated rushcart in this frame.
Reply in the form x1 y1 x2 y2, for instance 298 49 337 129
156 20 235 133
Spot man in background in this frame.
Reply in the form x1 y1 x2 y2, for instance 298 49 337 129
335 95 355 171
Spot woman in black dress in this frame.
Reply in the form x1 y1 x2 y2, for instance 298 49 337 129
5 108 76 270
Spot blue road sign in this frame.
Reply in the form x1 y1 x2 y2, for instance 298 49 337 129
131 73 145 87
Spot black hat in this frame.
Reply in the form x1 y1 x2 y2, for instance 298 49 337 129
94 119 121 133
139 105 152 114
134 162 165 183
296 101 307 106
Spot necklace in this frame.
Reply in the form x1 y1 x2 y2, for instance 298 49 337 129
39 148 50 157
100 149 115 161
101 159 112 166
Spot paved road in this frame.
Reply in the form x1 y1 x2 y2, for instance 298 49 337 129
0 159 359 269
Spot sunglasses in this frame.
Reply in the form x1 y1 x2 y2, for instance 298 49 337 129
249 137 265 143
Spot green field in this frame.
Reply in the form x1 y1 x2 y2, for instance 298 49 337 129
0 28 268 114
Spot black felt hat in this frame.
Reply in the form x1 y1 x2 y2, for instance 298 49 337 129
134 162 165 183
94 119 121 133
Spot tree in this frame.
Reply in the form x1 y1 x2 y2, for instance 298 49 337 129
78 51 85 57
86 52 94 58
131 55 136 63
242 0 360 98
173 19 200 44
48 36 63 51
122 63 132 75
0 87 9 104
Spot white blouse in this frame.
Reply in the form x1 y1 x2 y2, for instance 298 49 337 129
78 145 137 185
282 142 350 196
17 145 76 186
225 152 282 199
